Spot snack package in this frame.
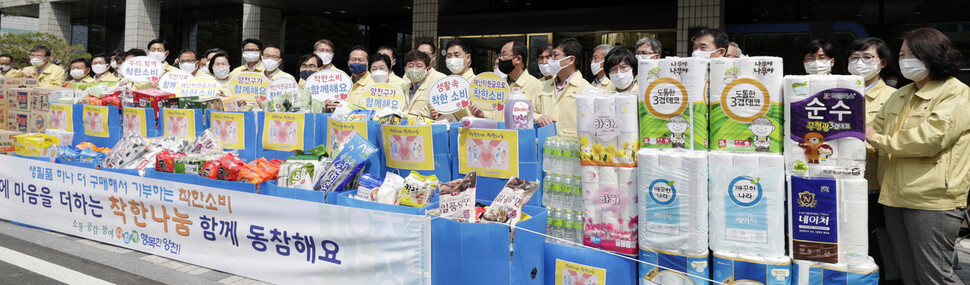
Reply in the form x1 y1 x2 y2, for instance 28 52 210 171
175 154 217 175
399 172 440 208
78 148 107 165
215 153 245 181
201 160 221 179
354 173 384 201
277 160 319 189
481 176 540 225
103 132 149 168
56 145 80 162
45 129 74 146
155 150 184 172
314 134 378 193
346 109 375 121
185 130 221 154
438 172 478 222
374 172 405 204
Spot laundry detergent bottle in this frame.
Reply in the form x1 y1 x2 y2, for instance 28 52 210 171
504 87 534 129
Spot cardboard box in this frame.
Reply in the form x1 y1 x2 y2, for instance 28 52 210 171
134 88 176 113
0 129 22 153
8 110 28 132
8 88 30 111
3 77 38 101
27 111 48 133
30 87 73 112
0 100 7 130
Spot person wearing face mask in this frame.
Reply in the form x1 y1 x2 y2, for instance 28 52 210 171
368 53 408 98
536 44 554 82
89 54 119 82
63 58 95 87
260 45 294 81
726 42 743 58
603 48 638 93
472 40 542 122
0 54 19 77
120 48 153 89
377 46 411 93
417 41 446 79
865 28 970 285
634 37 662 61
109 50 124 77
590 44 614 90
206 52 234 96
147 39 179 73
802 39 835 75
297 53 323 87
312 39 339 72
344 46 373 107
7 45 65 87
175 49 200 76
402 50 446 120
845 36 897 283
690 28 729 59
535 38 591 136
196 48 225 78
444 40 475 80
230 38 265 78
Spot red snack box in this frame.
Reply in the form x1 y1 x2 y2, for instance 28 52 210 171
133 88 176 117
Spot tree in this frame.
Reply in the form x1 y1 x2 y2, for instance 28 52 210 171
0 32 89 69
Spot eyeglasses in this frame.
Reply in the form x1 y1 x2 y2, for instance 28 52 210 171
608 63 633 74
262 55 281 60
804 55 831 62
848 55 879 64
300 64 318 69
635 51 655 56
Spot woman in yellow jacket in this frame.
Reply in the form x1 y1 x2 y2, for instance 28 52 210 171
535 38 590 136
866 28 970 285
602 48 639 94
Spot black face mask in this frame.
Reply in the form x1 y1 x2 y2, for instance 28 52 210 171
498 58 516 74
300 70 314 80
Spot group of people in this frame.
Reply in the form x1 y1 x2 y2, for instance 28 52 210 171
1 26 968 284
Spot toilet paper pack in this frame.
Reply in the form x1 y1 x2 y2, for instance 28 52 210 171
788 176 839 264
712 251 792 285
784 75 866 178
792 257 879 285
577 90 639 168
639 248 710 285
582 166 638 255
638 57 709 150
638 149 708 253
709 57 784 152
709 152 786 256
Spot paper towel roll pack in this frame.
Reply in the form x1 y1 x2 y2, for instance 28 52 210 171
712 251 792 285
639 248 710 285
582 166 638 255
637 57 709 150
709 57 784 152
637 148 708 254
792 257 879 285
787 176 868 265
577 89 639 168
783 75 866 178
709 152 786 256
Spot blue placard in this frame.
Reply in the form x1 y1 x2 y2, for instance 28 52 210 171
78 105 122 148
381 124 452 181
255 112 316 161
159 108 206 140
544 242 637 284
207 110 258 161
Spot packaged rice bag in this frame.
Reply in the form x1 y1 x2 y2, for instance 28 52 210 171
374 172 405 204
438 172 478 222
481 177 540 225
399 172 440 208
314 134 378 193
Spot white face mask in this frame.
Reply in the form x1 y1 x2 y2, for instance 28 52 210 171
242 51 260 63
92 64 108 75
315 52 333 65
691 48 721 59
179 62 197 73
804 60 832 75
197 63 210 75
446 58 466 74
538 63 553 77
899 58 929 82
213 67 230 79
30 57 45 67
590 60 604 76
493 67 507 79
370 70 389 83
636 54 656 61
0 65 10 71
262 58 280 72
70 69 86 79
547 56 572 77
149 51 167 63
609 70 634 90
110 61 118 69
847 59 880 81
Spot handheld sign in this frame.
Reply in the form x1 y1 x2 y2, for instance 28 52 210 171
304 69 352 102
228 72 271 103
359 83 405 110
119 56 165 83
175 77 222 98
429 75 471 114
266 77 300 103
157 70 194 93
470 72 509 111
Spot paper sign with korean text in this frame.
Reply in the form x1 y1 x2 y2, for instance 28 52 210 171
458 128 519 178
0 155 431 284
119 56 165 83
228 72 270 103
430 75 471 114
158 70 194 93
211 112 246 149
304 69 352 102
470 72 509 111
82 105 110 137
262 112 305 151
382 125 434 170
326 118 367 153
359 83 405 110
163 109 197 140
555 259 607 285
123 108 149 137
266 77 299 103
48 104 73 131
175 77 222 98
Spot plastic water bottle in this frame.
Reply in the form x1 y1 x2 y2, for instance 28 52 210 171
561 176 575 211
542 139 555 172
550 209 563 242
570 140 581 175
572 176 584 211
573 211 585 244
545 210 556 243
562 210 575 244
542 173 557 208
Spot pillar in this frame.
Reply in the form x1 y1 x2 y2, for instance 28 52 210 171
411 0 438 48
242 3 282 47
124 0 161 50
39 2 71 42
676 0 724 56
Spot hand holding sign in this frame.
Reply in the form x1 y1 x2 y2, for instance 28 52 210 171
430 75 471 114
305 69 352 102
470 72 509 111
157 70 194 93
119 56 165 83
360 83 405 110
